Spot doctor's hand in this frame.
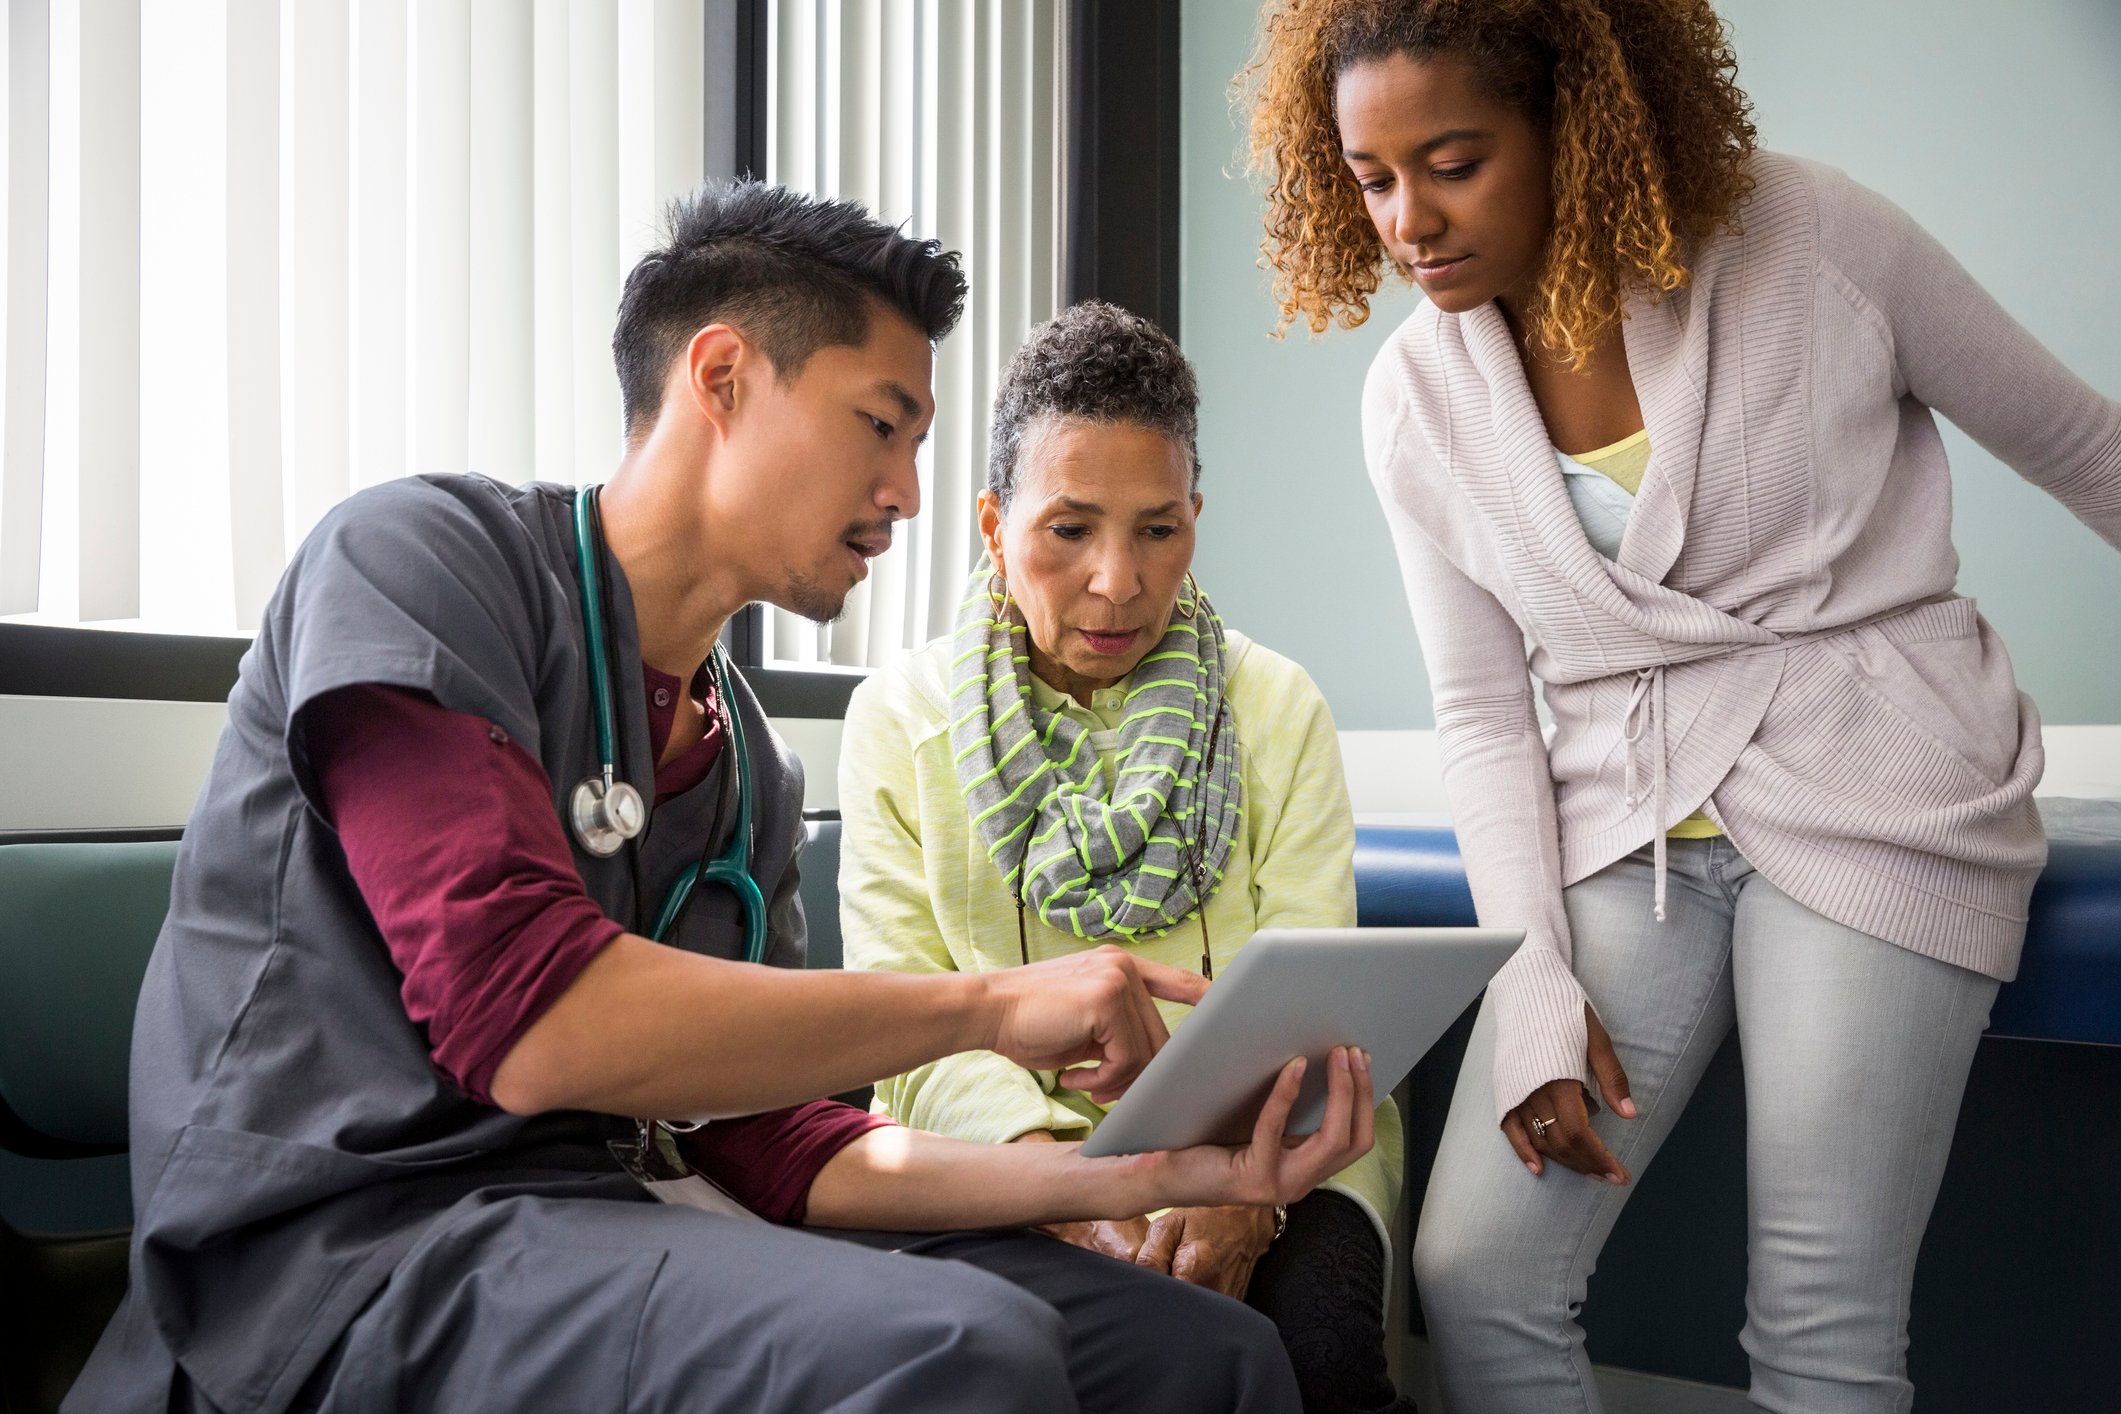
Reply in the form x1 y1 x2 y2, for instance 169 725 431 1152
1502 1004 1635 1184
1134 1205 1276 1300
978 946 1208 1105
1151 1046 1374 1214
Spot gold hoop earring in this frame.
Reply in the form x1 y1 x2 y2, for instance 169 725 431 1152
987 570 1015 625
1181 573 1202 622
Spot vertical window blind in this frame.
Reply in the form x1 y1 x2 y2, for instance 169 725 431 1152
753 0 1063 674
1 0 710 634
1 0 1065 678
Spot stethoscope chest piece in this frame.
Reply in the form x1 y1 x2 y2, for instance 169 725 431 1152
571 774 646 857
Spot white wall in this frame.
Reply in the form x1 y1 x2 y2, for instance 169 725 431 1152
5 697 2114 835
0 694 848 832
1180 0 2121 730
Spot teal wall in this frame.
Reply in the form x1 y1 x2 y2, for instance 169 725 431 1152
1181 0 2121 730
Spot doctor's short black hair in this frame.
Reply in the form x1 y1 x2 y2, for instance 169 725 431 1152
614 180 967 444
987 300 1201 510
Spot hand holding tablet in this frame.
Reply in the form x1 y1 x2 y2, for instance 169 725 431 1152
1079 927 1520 1158
1144 1042 1380 1212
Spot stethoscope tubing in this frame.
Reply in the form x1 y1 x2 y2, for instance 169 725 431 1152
572 486 767 963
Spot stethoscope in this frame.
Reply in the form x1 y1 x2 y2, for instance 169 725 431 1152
569 486 768 964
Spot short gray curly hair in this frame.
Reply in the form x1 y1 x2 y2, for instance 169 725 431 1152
987 300 1200 509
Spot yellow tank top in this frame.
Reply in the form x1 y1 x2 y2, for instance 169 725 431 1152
1569 431 1721 841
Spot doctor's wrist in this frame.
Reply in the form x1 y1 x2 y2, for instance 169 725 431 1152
942 970 1008 1058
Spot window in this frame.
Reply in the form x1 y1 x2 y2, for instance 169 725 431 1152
2 1 732 638
0 0 1072 711
744 0 1065 679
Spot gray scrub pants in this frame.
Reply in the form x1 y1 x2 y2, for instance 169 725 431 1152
1412 837 2000 1414
253 1177 1299 1414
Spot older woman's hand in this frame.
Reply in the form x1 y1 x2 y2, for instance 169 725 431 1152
1037 1215 1154 1262
1134 1206 1276 1300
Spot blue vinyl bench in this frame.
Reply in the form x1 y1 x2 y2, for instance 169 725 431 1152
5 809 2115 1412
1353 805 2121 1045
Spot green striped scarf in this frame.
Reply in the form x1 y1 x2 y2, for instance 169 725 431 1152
948 569 1243 941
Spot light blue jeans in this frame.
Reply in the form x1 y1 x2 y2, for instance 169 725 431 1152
1413 837 2001 1414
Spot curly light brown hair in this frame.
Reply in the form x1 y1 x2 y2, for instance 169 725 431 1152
1239 0 1757 365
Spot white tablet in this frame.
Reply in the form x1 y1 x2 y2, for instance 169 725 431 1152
1078 927 1521 1157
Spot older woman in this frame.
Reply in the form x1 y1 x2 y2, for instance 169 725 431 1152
840 301 1413 1414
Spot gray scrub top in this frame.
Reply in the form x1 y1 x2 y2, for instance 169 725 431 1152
66 474 810 1414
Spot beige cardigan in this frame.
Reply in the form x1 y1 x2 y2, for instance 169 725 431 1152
1361 152 2121 1118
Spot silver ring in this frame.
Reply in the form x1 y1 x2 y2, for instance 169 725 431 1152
1529 1115 1556 1139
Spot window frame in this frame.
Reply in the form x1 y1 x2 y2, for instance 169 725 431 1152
1 0 1183 719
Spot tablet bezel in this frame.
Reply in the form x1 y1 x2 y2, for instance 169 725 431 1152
1078 926 1521 1157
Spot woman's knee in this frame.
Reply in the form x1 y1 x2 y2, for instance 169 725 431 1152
1412 1212 1550 1333
1410 1219 1480 1322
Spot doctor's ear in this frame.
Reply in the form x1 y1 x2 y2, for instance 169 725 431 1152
683 324 751 433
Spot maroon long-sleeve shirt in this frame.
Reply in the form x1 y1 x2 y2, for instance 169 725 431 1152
307 665 887 1224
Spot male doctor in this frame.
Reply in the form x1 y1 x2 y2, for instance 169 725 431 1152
66 183 1373 1414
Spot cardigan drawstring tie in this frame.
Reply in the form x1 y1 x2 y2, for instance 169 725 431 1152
1621 665 1670 923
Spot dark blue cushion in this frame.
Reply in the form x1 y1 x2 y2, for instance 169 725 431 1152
1989 834 2121 1045
0 841 178 1155
799 818 844 971
1353 824 1476 929
1349 812 2121 1047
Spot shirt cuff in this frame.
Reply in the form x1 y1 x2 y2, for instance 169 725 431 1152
1488 944 1595 1121
679 1101 895 1225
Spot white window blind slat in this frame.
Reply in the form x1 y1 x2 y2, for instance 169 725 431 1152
36 0 78 625
881 0 929 657
1026 0 1057 333
530 0 576 486
825 0 881 670
766 0 814 225
967 1 996 588
996 3 1027 378
225 0 283 627
766 0 818 667
614 0 654 273
345 0 407 502
349 0 409 497
566 0 622 481
856 0 915 669
467 0 534 487
139 0 234 633
804 1 835 665
650 0 703 229
282 0 352 560
75 0 141 622
908 0 943 646
2 0 51 615
924 0 977 647
408 0 471 479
